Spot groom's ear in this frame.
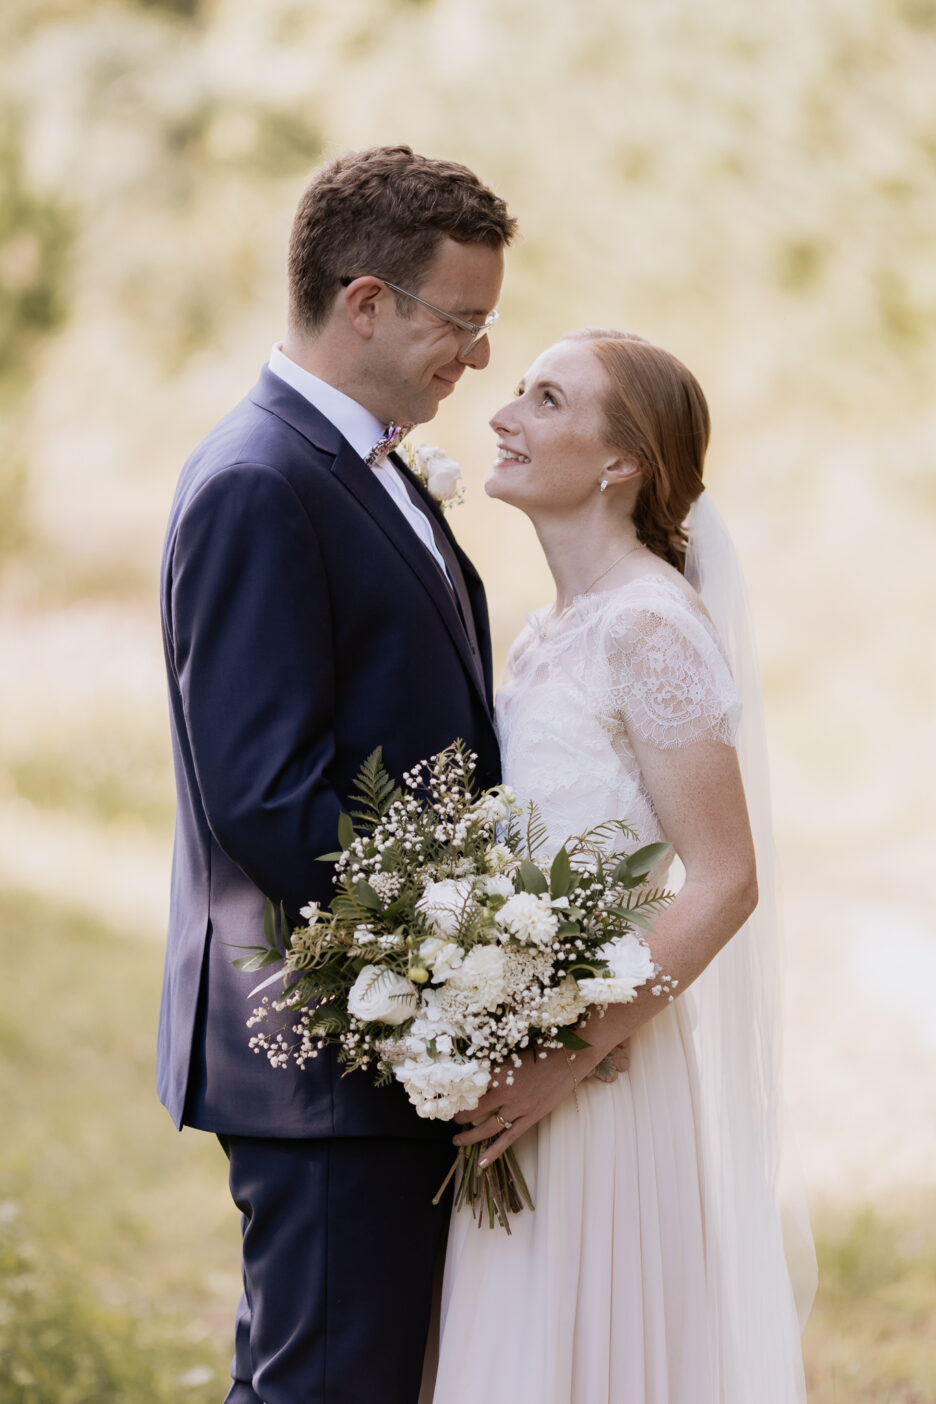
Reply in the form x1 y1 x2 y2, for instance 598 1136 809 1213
342 276 384 341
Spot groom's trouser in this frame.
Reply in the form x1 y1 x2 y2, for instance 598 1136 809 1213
218 1134 453 1404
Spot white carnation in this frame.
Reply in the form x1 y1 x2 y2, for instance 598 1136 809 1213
393 1054 490 1119
416 878 473 938
577 975 645 1006
447 943 508 1010
347 966 419 1025
485 843 516 875
483 874 515 901
496 891 560 947
534 974 587 1028
418 934 465 983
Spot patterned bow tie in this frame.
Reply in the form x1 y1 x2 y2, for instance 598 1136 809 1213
366 420 415 467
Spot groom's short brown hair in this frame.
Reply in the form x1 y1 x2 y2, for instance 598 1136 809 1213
287 145 516 332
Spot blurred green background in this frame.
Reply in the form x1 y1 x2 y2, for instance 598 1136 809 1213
1 0 934 1399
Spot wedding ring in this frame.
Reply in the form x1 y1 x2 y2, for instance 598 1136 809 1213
494 1112 513 1130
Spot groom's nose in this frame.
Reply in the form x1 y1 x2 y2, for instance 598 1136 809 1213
459 335 492 370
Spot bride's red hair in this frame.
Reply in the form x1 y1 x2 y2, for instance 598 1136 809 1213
562 328 710 573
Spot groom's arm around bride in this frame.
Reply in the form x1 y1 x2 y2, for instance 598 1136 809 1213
157 146 515 1404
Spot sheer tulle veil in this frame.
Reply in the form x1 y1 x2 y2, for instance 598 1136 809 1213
684 493 816 1399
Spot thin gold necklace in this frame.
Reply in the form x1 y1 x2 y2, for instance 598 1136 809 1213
555 542 645 620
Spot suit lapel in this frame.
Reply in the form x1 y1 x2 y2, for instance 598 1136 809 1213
248 368 494 717
330 440 493 718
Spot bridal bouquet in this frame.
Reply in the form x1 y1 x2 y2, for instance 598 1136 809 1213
237 742 674 1230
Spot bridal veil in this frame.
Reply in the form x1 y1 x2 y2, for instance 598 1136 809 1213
685 493 816 1397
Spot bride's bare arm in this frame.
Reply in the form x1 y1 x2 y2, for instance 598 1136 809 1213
453 734 757 1164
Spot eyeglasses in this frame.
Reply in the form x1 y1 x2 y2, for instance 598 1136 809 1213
340 275 499 358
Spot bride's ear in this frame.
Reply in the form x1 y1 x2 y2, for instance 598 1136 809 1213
599 455 642 489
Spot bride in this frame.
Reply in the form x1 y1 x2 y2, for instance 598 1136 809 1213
424 329 814 1403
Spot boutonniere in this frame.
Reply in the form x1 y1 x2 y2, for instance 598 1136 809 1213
400 442 466 511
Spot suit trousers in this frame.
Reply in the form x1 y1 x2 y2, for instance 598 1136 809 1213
218 1133 454 1404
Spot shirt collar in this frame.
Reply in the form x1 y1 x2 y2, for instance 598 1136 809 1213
268 343 384 463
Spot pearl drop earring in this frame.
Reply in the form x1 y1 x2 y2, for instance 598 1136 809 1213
599 479 609 493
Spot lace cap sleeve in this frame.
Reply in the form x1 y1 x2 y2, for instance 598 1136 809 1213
600 584 742 749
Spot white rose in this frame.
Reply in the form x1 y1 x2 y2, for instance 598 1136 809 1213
416 878 473 938
418 446 463 502
418 935 465 984
347 965 419 1025
483 874 515 901
598 933 656 995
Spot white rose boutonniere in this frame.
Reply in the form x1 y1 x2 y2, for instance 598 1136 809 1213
401 442 465 510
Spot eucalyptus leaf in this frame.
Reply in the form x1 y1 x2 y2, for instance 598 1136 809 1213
518 858 548 894
262 899 277 950
554 1026 591 1051
233 949 282 973
337 811 356 852
353 881 382 911
549 846 572 898
625 841 673 878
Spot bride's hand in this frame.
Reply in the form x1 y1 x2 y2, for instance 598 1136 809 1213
452 1042 597 1169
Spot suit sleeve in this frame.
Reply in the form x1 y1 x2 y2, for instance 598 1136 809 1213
167 462 343 913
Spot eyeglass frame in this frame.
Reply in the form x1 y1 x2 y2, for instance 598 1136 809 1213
339 275 499 358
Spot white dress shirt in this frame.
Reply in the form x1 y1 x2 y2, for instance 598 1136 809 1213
268 344 450 579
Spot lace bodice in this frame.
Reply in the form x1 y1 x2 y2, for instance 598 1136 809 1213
496 574 741 857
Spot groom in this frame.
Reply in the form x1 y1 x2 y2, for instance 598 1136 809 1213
158 146 515 1402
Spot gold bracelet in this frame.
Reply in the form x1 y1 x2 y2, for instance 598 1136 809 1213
565 1050 581 1112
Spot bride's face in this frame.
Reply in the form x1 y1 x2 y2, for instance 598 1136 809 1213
486 340 620 511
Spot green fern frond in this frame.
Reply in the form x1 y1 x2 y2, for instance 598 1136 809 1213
349 747 400 830
524 803 549 856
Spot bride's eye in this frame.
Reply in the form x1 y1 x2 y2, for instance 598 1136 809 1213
513 385 524 398
541 390 557 406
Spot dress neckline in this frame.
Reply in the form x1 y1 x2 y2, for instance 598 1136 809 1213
531 570 701 639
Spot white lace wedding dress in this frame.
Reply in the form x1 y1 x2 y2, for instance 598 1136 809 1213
424 573 806 1404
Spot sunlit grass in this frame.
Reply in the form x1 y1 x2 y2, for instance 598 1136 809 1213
0 886 237 1402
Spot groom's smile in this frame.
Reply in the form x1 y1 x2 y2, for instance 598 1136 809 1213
368 236 504 425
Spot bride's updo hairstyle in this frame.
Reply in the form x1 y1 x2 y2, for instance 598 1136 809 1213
562 328 710 573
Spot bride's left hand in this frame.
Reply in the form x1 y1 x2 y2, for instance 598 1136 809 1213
452 1042 597 1168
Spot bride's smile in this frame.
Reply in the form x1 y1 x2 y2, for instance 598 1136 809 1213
485 340 631 513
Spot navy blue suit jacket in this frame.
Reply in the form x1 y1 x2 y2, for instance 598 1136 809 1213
157 367 500 1139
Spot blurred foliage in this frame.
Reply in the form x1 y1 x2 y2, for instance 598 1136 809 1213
0 110 72 391
10 737 174 830
804 1208 936 1402
0 0 931 580
0 107 72 557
